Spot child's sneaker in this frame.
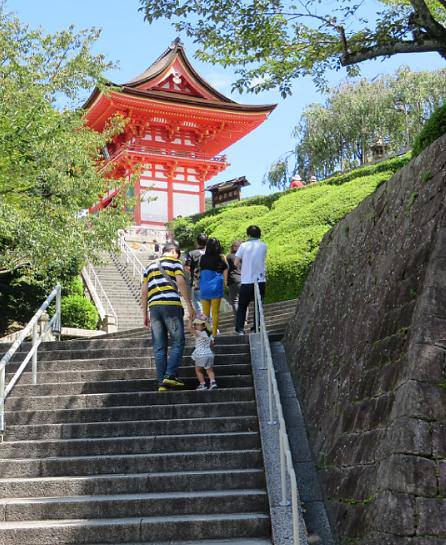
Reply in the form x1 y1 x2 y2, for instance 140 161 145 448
196 383 207 391
209 381 218 390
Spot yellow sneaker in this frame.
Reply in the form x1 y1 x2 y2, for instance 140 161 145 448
162 375 185 388
158 385 169 392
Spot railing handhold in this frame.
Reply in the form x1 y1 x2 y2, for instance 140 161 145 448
0 284 62 433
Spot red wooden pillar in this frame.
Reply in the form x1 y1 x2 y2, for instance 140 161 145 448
133 171 142 225
167 174 174 221
199 180 205 213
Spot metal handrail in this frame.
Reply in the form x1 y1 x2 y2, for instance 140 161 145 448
254 282 302 544
0 284 61 433
117 234 146 282
82 263 118 328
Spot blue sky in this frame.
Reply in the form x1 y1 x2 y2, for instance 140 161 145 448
7 0 445 197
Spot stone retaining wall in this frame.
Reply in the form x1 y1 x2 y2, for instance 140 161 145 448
284 135 446 544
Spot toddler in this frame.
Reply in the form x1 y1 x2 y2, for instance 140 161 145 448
188 317 217 390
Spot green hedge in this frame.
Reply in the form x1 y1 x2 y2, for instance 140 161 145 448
170 155 409 303
61 295 99 330
412 103 446 157
62 275 84 297
170 154 411 251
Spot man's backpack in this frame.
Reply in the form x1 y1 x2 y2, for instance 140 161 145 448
188 248 204 289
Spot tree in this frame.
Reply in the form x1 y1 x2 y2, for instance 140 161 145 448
0 7 131 280
265 66 446 186
139 0 446 95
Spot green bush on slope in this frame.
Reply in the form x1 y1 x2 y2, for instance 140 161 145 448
412 103 446 157
171 155 410 303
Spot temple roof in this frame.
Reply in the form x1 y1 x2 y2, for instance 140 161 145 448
122 38 235 104
84 39 276 114
206 176 250 192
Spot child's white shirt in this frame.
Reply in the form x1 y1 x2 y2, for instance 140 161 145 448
192 330 214 358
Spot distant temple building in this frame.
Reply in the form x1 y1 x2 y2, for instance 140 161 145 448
84 39 275 237
206 176 250 208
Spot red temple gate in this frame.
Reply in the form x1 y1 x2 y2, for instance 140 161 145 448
84 39 275 236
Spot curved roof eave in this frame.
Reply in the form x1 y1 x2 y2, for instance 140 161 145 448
123 39 236 104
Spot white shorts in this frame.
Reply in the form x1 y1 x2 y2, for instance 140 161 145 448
193 355 214 369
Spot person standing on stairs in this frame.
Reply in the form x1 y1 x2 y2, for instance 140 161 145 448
184 233 208 314
188 316 218 390
226 240 242 318
141 241 196 392
199 237 228 337
235 225 267 335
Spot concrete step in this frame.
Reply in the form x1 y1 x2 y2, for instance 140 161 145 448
6 385 254 411
9 344 250 361
0 488 268 521
0 511 270 545
0 431 260 459
128 537 272 545
0 467 265 498
0 448 263 478
7 353 250 372
7 376 252 396
9 338 249 353
8 370 253 387
6 399 258 425
4 414 258 441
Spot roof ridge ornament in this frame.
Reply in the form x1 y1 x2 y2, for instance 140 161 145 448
171 37 184 49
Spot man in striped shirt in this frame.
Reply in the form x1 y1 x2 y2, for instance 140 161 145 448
141 241 195 391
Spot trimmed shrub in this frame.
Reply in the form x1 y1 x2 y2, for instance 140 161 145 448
194 205 269 251
61 295 99 330
412 103 446 157
169 155 408 304
62 275 84 297
323 153 410 186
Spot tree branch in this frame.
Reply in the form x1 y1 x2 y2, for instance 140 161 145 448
409 0 446 40
341 38 446 66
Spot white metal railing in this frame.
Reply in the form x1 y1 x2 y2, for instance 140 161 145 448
117 233 146 282
0 284 61 433
254 282 302 544
82 263 118 328
121 226 165 241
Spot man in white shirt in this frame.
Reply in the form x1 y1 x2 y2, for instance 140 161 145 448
234 225 267 334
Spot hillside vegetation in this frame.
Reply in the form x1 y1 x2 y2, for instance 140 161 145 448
171 155 410 303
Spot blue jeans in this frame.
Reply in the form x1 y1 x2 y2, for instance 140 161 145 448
149 305 185 384
192 288 203 314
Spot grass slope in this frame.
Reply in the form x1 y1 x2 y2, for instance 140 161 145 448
171 154 410 303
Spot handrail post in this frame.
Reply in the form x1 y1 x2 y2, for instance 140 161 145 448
32 322 38 385
255 292 260 333
0 366 5 434
268 364 275 424
55 284 61 341
280 433 289 506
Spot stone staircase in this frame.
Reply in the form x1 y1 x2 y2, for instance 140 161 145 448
0 301 297 545
93 253 143 331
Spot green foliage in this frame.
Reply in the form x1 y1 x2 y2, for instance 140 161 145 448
323 154 411 186
412 103 446 157
261 172 391 302
172 156 403 303
267 68 446 186
63 275 84 297
140 0 446 95
60 295 99 330
0 8 131 280
169 194 282 249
